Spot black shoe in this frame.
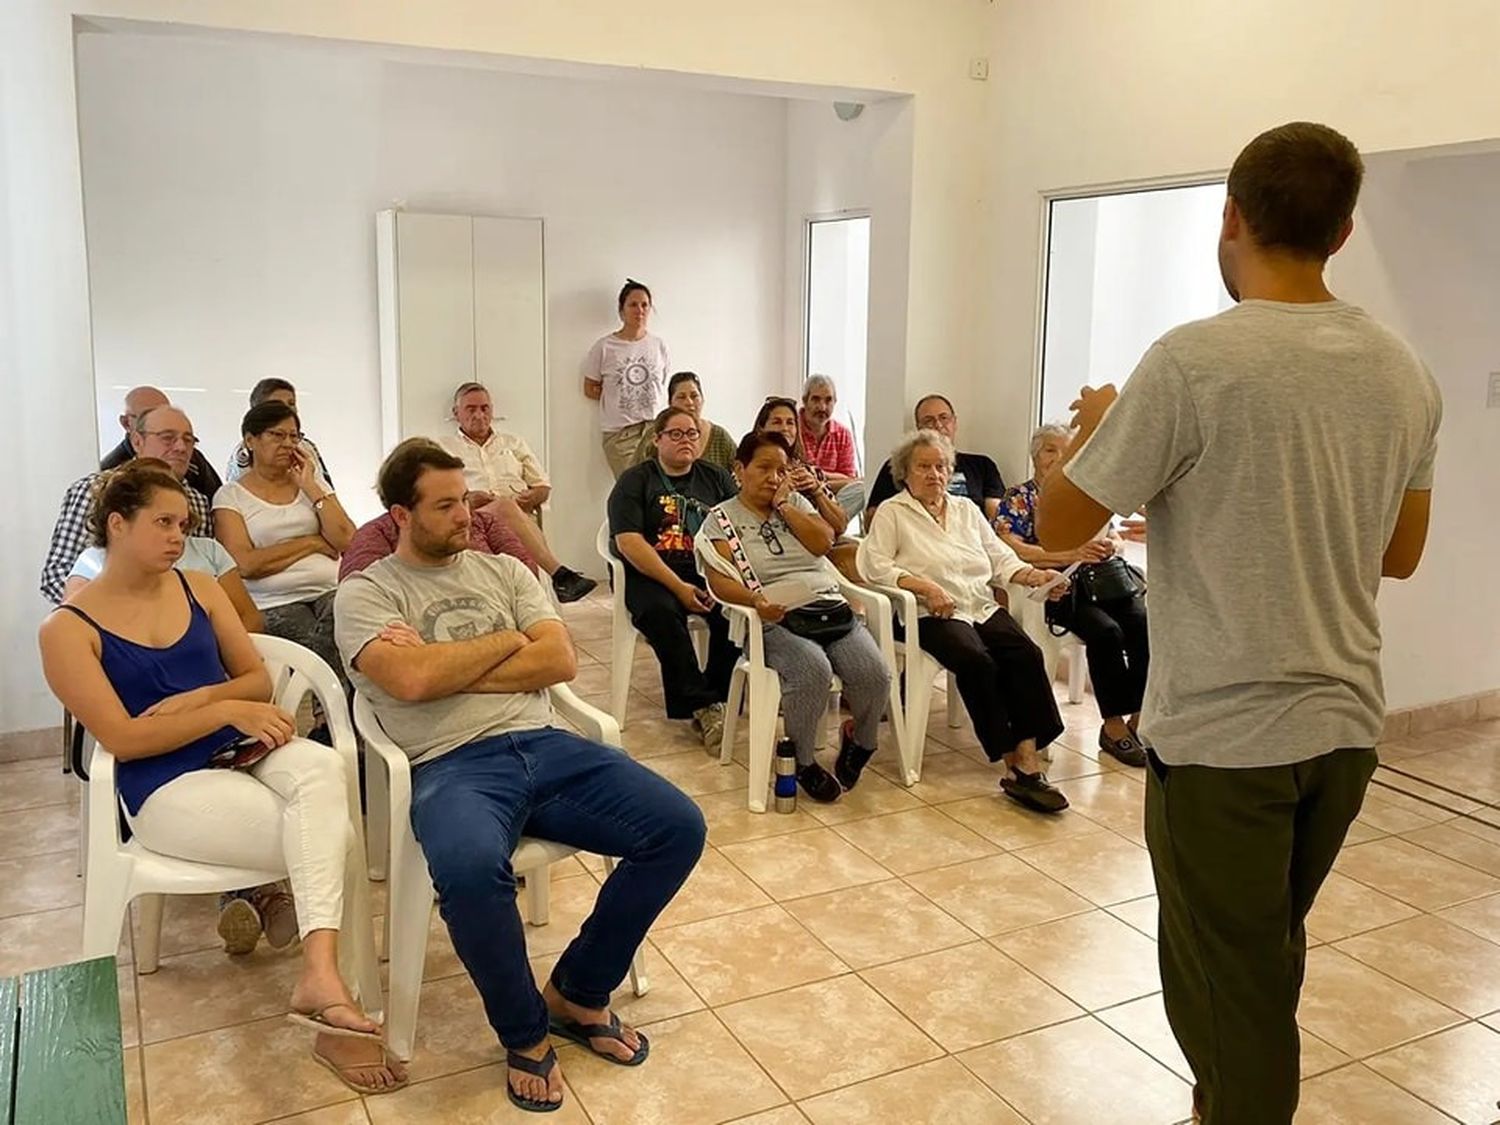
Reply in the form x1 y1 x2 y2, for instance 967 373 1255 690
1099 729 1148 768
797 761 842 804
551 566 598 604
1000 769 1069 814
833 719 874 790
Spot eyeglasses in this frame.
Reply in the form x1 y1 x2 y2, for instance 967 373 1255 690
758 521 785 556
141 430 199 449
660 428 701 443
261 429 304 444
917 412 954 428
763 396 798 409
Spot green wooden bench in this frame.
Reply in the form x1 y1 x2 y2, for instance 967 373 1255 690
0 957 126 1124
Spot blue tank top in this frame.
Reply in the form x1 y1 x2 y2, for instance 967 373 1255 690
62 571 241 815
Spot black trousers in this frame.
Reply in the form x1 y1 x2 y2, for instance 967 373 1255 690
625 572 738 719
917 610 1063 762
1047 593 1149 719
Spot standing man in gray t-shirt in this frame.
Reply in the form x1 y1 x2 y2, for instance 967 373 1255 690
333 438 705 1113
1036 123 1440 1125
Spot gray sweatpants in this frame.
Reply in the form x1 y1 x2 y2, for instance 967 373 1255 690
761 621 890 767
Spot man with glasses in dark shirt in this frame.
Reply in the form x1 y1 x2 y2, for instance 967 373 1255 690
607 406 739 751
866 394 1006 522
100 385 223 498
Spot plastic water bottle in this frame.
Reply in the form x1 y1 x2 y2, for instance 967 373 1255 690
774 739 798 813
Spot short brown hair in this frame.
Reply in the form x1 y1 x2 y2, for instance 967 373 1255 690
653 406 696 436
88 459 190 547
1226 122 1364 260
377 438 466 510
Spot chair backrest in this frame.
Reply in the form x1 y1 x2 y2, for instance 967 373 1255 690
251 633 355 753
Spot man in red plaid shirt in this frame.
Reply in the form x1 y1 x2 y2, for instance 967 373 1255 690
798 375 859 491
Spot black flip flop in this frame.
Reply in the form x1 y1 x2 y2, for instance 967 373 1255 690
506 1045 563 1114
548 1011 650 1066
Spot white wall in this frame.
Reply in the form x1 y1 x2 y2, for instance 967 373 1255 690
783 96 915 475
76 31 791 568
980 0 1500 711
1329 149 1500 708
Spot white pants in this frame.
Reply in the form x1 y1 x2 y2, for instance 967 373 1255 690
126 737 355 936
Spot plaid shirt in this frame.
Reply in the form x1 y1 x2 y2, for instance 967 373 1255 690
39 472 212 604
799 415 857 477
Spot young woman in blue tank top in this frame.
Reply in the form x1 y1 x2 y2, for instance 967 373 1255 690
38 460 406 1095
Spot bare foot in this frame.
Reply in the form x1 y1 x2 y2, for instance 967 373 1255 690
542 981 641 1063
509 1038 565 1107
1102 716 1133 741
1007 740 1046 776
314 1033 407 1092
290 973 379 1035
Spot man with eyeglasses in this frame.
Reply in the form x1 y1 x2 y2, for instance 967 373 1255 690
42 404 214 604
607 406 739 751
866 394 1006 522
100 385 223 498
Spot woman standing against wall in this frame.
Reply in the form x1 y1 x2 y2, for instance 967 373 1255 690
583 279 672 478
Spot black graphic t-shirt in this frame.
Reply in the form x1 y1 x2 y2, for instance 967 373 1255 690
607 458 738 583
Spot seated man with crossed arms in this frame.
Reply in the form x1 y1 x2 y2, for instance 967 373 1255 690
334 438 704 1114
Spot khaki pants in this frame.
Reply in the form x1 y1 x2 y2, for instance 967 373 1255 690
1145 746 1376 1125
602 421 652 479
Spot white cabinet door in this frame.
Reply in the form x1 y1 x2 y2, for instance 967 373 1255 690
377 211 547 467
473 216 546 467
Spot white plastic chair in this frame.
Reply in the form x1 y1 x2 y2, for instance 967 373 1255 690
698 538 913 811
595 520 708 728
866 583 964 783
79 635 382 1011
1008 585 1089 705
355 683 649 1063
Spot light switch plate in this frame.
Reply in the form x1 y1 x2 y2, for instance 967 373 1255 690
1489 372 1500 409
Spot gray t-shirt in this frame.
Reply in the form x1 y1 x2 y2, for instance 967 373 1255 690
701 494 843 601
334 551 560 763
1066 299 1441 769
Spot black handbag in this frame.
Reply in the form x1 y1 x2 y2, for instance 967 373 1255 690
1046 556 1146 633
782 599 857 645
710 509 856 646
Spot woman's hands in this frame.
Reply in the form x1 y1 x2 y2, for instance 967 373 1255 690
1075 539 1116 563
911 578 957 619
213 700 296 748
142 687 211 717
289 449 323 498
1017 567 1071 602
752 595 787 624
788 465 820 495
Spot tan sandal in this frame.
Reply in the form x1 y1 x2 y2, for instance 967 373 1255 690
287 1001 384 1041
311 1045 408 1095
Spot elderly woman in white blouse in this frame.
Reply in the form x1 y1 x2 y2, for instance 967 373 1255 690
858 430 1070 814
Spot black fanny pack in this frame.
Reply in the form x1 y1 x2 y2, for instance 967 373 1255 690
782 599 857 646
1046 556 1147 632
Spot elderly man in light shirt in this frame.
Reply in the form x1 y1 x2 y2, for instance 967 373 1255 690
438 382 596 604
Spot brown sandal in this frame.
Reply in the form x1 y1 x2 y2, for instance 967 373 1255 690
311 1044 408 1095
287 1001 384 1041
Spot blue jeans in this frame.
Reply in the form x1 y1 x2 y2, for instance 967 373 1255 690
409 727 706 1050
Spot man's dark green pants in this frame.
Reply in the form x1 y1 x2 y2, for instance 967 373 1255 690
1144 746 1377 1125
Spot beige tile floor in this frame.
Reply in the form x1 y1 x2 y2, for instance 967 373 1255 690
5 590 1500 1123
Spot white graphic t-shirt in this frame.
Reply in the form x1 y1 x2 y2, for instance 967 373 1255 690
582 333 671 432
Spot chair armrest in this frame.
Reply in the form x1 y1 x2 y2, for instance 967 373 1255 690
352 692 413 824
865 582 918 630
837 578 897 663
550 684 622 748
717 600 763 669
